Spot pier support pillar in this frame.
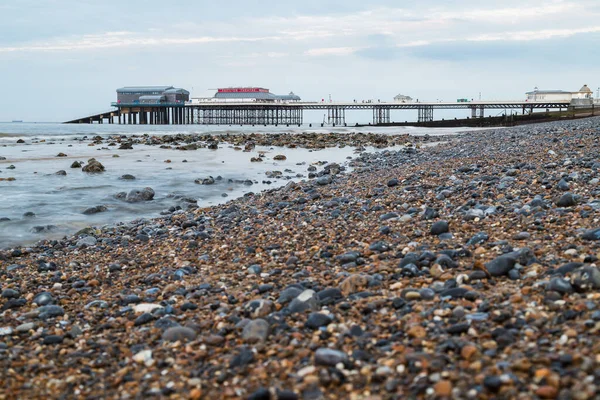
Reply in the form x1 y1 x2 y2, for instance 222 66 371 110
417 106 433 123
328 107 346 125
373 107 390 125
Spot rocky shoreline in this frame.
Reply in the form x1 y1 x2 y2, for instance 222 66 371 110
81 131 443 151
2 118 600 399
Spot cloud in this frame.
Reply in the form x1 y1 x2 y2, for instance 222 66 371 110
3 2 599 55
305 47 358 57
404 31 600 63
0 32 283 53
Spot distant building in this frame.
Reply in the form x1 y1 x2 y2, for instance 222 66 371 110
572 84 593 100
394 94 413 103
116 86 190 105
526 85 594 104
210 87 301 102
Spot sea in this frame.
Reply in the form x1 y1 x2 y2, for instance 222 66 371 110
0 122 473 249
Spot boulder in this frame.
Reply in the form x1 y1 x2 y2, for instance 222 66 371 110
125 188 155 203
83 205 108 215
82 159 105 173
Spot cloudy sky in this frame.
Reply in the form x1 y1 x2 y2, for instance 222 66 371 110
1 0 599 122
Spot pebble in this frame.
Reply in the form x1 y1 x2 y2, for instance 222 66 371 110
133 349 154 367
16 323 35 332
486 255 516 277
0 327 14 336
161 327 197 342
547 277 574 294
33 292 54 306
4 119 600 398
288 290 320 314
430 220 450 235
314 348 348 367
242 319 270 343
305 313 333 329
556 192 577 207
42 335 63 345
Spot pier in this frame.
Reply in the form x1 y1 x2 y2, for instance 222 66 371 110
65 100 573 126
64 84 592 126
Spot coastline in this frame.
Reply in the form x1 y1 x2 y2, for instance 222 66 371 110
2 117 600 398
0 130 451 249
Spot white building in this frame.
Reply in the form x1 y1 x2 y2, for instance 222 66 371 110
394 94 413 103
526 84 594 102
572 84 593 100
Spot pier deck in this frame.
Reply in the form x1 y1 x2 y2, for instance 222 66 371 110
65 100 574 126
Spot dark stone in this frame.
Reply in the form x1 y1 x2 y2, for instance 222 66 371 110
314 348 348 366
485 249 534 277
483 376 503 393
582 228 600 241
467 232 489 246
230 346 255 368
316 176 332 186
125 187 155 203
317 288 343 304
1 289 20 299
421 207 438 220
37 305 64 319
33 292 54 305
556 192 576 207
557 179 570 191
42 335 64 345
486 255 515 277
83 205 108 215
277 287 303 304
305 313 333 329
180 302 198 311
446 323 470 335
369 241 390 252
430 220 449 236
547 277 574 294
134 313 154 326
247 388 271 400
288 290 319 314
554 262 584 276
439 288 469 299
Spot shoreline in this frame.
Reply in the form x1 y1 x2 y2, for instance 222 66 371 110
0 131 451 250
2 117 600 398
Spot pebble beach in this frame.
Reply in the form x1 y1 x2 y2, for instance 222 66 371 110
2 117 600 399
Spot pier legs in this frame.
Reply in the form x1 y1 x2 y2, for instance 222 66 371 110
471 106 485 118
417 106 433 123
373 107 390 125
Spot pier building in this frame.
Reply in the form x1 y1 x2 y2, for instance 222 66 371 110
191 87 301 103
526 84 593 104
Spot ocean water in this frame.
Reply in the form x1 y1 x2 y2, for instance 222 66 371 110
0 123 473 249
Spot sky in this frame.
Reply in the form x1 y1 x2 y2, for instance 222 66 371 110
1 0 599 122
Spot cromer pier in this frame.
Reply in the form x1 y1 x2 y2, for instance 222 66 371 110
65 86 591 126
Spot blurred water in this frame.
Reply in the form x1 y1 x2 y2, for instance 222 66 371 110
0 123 471 248
0 135 372 248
